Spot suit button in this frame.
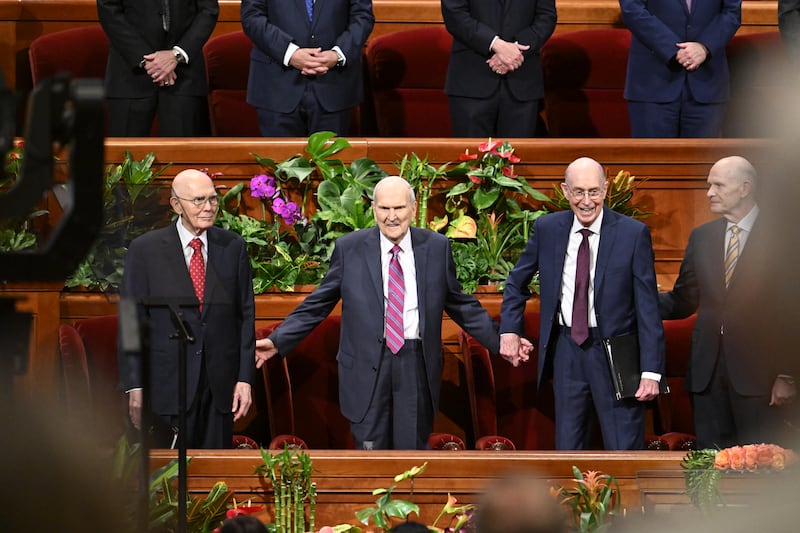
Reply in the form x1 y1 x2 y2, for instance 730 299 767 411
195 350 202 356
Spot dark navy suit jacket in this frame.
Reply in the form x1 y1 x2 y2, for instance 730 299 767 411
620 0 741 103
500 207 665 389
240 0 374 113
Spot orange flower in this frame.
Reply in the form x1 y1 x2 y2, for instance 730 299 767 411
714 448 730 470
756 444 777 468
728 446 746 471
743 445 759 471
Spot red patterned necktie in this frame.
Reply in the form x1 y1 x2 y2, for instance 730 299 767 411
189 238 205 311
385 245 405 354
571 229 592 345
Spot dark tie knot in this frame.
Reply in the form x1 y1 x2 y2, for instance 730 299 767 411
189 238 203 251
579 228 592 239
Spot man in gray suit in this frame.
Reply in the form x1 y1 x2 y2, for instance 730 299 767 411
256 176 502 449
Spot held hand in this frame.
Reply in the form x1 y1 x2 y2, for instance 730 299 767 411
770 376 796 406
232 381 252 422
255 337 278 368
675 42 708 71
634 377 660 402
499 333 521 366
517 337 533 364
143 50 178 83
128 389 143 429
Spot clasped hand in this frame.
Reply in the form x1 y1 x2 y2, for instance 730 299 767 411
675 41 708 72
143 50 178 86
487 39 530 76
499 333 533 367
289 47 338 76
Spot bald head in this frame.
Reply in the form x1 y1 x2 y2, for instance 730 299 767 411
372 176 417 244
706 156 758 223
564 157 605 189
170 169 218 236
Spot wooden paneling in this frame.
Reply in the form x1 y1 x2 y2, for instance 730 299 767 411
149 448 690 526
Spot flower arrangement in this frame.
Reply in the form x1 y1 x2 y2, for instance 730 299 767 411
681 444 797 512
550 467 620 533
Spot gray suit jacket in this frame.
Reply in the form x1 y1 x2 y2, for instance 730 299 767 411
269 227 499 423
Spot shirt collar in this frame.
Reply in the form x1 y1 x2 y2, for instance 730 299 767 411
380 230 413 256
570 208 604 235
727 204 759 233
176 217 208 250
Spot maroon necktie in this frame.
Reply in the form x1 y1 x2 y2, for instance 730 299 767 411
386 245 405 354
571 229 591 345
189 238 205 311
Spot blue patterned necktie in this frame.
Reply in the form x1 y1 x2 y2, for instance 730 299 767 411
305 0 313 21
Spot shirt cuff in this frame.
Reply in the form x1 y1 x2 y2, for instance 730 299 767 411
173 45 189 63
641 371 661 382
489 36 499 53
125 387 143 394
284 43 300 67
332 45 346 66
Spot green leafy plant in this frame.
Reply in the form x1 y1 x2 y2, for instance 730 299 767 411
551 467 620 533
0 141 47 252
65 150 169 291
112 435 234 533
681 448 722 513
255 446 318 533
354 463 427 530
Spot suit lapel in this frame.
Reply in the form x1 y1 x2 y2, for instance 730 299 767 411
410 228 428 336
594 207 618 306
708 219 728 297
204 228 223 318
726 218 761 291
162 226 198 309
362 228 384 311
550 212 572 306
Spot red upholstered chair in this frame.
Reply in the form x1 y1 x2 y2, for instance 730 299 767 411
203 31 261 137
460 312 556 450
258 317 356 449
29 25 109 86
655 315 698 451
58 315 126 444
365 27 453 137
723 31 787 138
541 29 632 138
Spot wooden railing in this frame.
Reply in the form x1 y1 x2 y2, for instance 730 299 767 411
149 448 691 525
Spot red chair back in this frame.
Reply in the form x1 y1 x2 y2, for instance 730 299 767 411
365 27 453 137
541 29 631 137
29 26 109 86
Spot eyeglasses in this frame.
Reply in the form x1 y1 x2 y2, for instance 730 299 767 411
172 193 220 208
566 187 604 200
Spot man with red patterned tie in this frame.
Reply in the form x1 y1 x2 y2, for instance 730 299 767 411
255 176 503 449
119 169 255 448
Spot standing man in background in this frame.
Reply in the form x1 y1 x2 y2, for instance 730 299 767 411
779 0 800 67
255 176 507 450
240 0 374 137
620 0 740 137
659 156 796 449
500 157 664 450
441 0 557 138
98 0 218 136
120 169 255 448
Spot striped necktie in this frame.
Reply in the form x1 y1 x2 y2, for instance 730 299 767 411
724 226 740 288
385 245 405 354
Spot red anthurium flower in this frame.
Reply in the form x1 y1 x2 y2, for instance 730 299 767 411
495 149 521 163
502 166 517 178
459 149 478 161
469 175 483 185
478 138 502 153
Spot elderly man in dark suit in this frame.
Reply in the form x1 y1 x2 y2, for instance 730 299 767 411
660 156 796 448
240 0 374 137
441 0 556 137
97 0 219 136
256 176 504 450
620 0 740 137
119 169 255 448
500 157 665 450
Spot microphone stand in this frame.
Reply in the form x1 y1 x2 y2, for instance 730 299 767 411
129 296 199 533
